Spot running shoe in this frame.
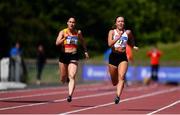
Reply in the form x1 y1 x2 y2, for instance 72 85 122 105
67 96 72 102
114 96 120 104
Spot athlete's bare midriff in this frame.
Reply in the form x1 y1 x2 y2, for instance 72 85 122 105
64 47 77 53
113 47 126 53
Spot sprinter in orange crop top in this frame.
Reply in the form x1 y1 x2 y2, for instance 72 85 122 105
56 17 89 102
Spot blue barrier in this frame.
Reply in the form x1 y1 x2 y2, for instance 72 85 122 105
82 65 180 83
82 65 109 81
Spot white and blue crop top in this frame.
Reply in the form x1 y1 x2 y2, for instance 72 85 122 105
113 29 128 48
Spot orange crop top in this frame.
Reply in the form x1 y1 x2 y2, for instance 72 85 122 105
63 28 78 48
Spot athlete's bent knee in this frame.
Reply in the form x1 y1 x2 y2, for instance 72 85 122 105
112 82 118 86
118 75 125 81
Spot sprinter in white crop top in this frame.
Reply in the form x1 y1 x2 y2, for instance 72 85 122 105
107 16 139 104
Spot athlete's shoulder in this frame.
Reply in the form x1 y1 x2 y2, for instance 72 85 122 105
109 29 115 34
63 28 68 32
110 29 115 32
125 29 132 34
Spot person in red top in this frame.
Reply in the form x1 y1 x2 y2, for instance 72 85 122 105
147 45 162 82
125 44 136 86
126 44 134 64
56 17 89 102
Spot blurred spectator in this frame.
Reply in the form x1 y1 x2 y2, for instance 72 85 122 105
36 44 46 85
147 45 162 83
9 42 22 82
125 44 138 86
126 44 134 64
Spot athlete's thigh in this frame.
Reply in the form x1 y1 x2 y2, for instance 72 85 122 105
68 62 78 78
118 61 128 80
59 62 68 77
108 64 118 86
108 64 118 77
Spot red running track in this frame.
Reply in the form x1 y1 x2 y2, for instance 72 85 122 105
0 82 179 114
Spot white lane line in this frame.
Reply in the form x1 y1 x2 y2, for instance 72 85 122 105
147 100 180 115
0 91 67 101
0 86 65 94
0 86 113 101
125 84 158 92
0 82 104 94
0 84 158 101
0 87 179 112
0 91 114 111
59 87 180 114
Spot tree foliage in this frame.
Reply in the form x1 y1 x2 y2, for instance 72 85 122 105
0 0 179 58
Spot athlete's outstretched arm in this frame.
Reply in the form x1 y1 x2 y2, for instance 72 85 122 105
78 30 89 59
56 30 65 46
126 30 139 51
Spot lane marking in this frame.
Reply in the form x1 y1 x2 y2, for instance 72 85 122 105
0 87 179 112
0 84 158 101
0 83 104 94
59 87 180 114
0 91 114 111
147 100 180 115
125 84 158 91
1 84 178 113
0 90 67 101
0 85 114 101
0 86 65 94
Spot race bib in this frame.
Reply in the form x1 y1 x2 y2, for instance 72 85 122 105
66 36 78 45
114 36 128 48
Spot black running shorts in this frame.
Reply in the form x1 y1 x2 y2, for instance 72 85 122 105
109 51 128 67
59 52 79 64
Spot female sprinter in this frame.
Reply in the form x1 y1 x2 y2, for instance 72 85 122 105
56 17 89 102
108 16 138 104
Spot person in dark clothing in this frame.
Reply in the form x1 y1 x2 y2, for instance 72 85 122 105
9 42 22 82
36 44 46 85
